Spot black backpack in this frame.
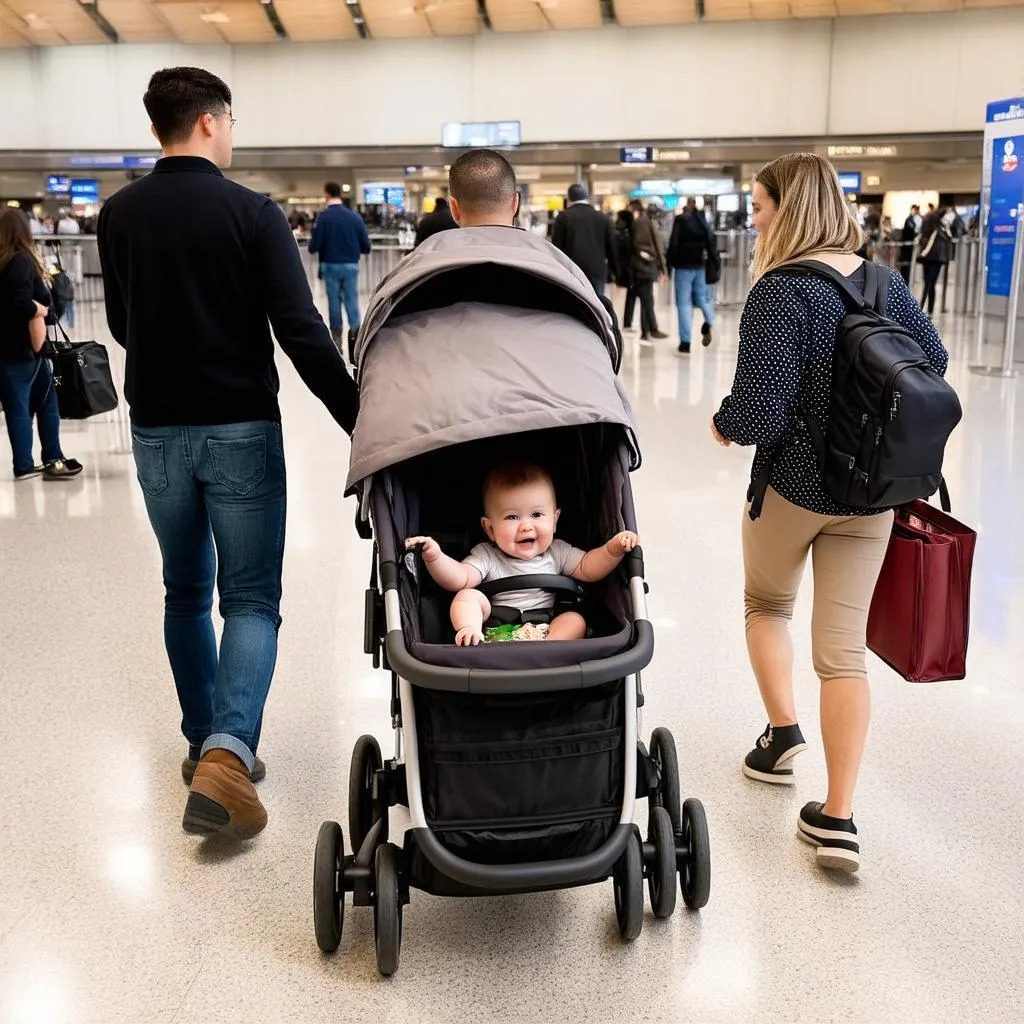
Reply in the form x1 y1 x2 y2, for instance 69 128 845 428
766 260 962 511
49 252 75 320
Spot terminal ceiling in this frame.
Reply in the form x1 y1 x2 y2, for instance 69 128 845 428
0 0 1022 46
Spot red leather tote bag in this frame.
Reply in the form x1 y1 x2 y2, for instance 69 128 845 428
867 488 976 682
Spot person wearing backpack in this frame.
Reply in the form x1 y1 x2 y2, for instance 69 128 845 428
666 197 718 353
710 153 953 874
918 206 953 316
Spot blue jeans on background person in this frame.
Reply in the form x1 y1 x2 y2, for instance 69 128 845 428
674 267 715 344
320 262 361 333
0 358 65 476
131 420 287 773
588 275 606 298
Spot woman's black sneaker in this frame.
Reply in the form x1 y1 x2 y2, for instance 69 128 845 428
797 801 860 873
742 723 808 785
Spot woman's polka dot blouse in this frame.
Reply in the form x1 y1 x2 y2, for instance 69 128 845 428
713 263 950 517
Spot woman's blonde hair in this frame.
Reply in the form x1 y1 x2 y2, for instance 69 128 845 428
750 153 863 282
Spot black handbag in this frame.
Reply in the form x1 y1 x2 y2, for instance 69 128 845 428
47 322 119 419
705 250 722 285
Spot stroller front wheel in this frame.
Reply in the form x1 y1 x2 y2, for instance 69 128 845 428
349 734 385 854
313 820 345 953
649 727 681 835
647 805 677 919
612 828 644 941
373 843 403 976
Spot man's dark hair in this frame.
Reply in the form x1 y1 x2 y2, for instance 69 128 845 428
144 67 232 146
435 197 449 209
448 150 517 215
324 182 342 199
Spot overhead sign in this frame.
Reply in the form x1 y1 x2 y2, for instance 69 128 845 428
442 121 521 148
68 154 157 170
46 175 70 196
986 135 1024 297
827 144 898 158
653 149 691 162
69 179 99 205
620 147 654 165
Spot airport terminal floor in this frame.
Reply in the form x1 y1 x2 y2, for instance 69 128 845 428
1 286 1021 1024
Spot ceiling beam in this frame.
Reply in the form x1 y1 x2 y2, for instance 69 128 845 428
77 0 120 41
343 0 370 37
260 0 289 38
476 0 491 29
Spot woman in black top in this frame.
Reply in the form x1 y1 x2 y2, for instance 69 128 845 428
918 206 953 316
711 154 949 874
0 208 81 480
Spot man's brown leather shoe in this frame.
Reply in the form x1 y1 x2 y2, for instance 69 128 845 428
181 755 265 786
182 749 268 839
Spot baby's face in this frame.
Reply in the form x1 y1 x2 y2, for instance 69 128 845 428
482 480 560 561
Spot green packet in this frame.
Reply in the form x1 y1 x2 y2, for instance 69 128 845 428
483 624 521 643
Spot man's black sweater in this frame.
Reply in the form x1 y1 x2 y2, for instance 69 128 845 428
98 156 358 432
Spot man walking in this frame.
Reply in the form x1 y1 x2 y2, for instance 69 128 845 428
309 182 371 356
447 149 521 228
666 198 717 354
414 196 458 247
97 67 359 841
551 183 617 297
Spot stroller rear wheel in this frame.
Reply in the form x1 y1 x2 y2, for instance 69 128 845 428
313 820 345 953
373 843 403 976
349 734 385 855
650 727 681 835
680 798 711 910
612 829 644 941
647 805 677 919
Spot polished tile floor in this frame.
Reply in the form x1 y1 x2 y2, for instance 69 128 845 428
1 286 1022 1024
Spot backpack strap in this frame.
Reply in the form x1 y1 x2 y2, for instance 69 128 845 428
866 260 890 315
780 260 870 310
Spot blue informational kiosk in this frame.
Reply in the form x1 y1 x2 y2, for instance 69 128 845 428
974 98 1024 376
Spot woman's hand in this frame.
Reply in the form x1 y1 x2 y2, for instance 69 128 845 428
710 415 731 447
405 536 441 562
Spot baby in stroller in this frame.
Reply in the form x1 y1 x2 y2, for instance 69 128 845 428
405 461 639 645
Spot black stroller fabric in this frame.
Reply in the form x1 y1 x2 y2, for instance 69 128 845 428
414 681 624 868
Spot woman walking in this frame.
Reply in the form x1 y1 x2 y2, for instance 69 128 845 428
0 208 82 480
711 154 948 873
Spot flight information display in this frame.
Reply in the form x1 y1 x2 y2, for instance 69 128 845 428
442 121 521 148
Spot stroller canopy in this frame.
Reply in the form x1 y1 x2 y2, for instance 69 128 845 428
347 227 639 492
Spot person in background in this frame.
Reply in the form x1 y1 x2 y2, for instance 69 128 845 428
614 209 637 332
918 205 953 316
551 183 618 297
629 199 668 345
897 204 920 284
711 153 948 875
0 208 82 481
309 181 372 356
414 196 458 248
98 66 359 842
666 197 717 354
56 210 80 235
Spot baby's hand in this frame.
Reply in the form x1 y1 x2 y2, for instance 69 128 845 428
607 531 640 555
406 536 441 562
455 626 485 647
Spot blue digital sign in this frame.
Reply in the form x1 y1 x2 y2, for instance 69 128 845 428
837 171 862 193
986 135 1024 297
46 175 71 196
69 179 100 205
986 98 1024 125
620 147 654 165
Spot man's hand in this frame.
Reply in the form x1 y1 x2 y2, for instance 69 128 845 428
455 626 485 647
606 531 640 556
710 415 732 447
405 536 441 562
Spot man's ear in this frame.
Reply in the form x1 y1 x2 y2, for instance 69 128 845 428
450 196 463 225
150 124 161 146
481 515 494 541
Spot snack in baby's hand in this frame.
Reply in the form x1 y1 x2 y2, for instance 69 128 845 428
483 622 550 643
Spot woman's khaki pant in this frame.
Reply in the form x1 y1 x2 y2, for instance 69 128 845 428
743 486 894 681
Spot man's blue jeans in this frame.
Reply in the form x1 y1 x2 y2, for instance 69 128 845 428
0 358 65 476
321 262 361 333
131 421 287 772
674 267 715 344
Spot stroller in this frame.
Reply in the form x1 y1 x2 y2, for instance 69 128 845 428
312 227 711 976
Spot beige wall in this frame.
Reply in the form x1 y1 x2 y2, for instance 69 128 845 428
0 7 1021 151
